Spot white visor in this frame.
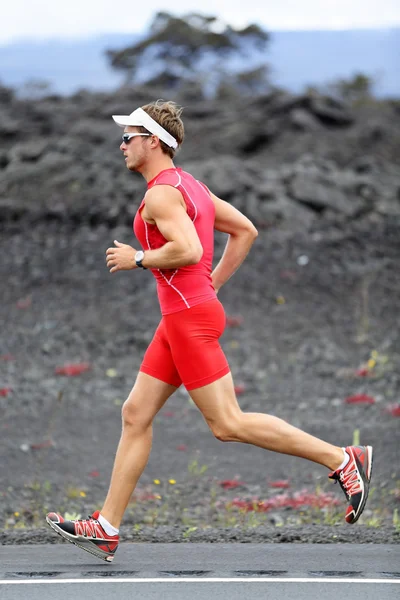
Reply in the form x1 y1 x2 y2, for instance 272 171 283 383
112 107 178 149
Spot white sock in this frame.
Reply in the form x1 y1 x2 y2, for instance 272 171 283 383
336 448 350 471
98 513 119 536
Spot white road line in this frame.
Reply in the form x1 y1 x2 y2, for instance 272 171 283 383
0 577 399 585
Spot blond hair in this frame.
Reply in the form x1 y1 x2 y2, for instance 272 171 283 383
140 100 184 158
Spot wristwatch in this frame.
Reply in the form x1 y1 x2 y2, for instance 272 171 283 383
135 250 147 269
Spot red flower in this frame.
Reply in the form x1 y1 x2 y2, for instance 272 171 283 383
0 387 12 397
219 480 246 489
30 439 53 450
226 316 244 327
134 492 158 501
176 445 188 451
0 354 15 361
16 297 32 309
269 480 290 489
355 368 370 377
230 490 340 513
89 470 100 477
385 404 400 417
234 384 246 395
55 362 91 376
345 394 375 405
280 270 297 281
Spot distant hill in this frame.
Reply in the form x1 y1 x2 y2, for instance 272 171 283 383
0 34 135 94
0 28 398 97
268 29 399 98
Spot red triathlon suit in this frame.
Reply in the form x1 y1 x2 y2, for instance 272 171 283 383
133 167 230 390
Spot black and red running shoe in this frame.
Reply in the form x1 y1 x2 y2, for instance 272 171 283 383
329 445 373 524
46 510 118 562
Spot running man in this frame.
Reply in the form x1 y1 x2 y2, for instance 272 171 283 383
46 100 373 562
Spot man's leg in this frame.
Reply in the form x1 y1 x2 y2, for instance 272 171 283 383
46 372 179 561
100 372 179 529
189 371 373 524
46 318 184 560
189 372 344 471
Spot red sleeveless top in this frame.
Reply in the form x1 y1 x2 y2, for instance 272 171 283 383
133 167 217 315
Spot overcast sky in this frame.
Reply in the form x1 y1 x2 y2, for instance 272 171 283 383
2 0 400 44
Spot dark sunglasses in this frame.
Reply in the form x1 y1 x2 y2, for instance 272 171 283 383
122 132 151 144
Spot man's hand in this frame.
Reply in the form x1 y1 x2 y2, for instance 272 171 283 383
106 240 136 273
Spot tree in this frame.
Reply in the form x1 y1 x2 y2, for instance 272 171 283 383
105 12 270 92
327 73 375 104
18 78 52 100
236 65 271 95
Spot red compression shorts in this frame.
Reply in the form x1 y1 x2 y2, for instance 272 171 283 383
139 299 230 390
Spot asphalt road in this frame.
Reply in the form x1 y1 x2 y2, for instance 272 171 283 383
0 543 399 600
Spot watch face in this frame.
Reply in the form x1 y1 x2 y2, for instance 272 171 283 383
135 251 144 261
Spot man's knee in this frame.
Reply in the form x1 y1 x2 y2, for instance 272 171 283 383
121 399 152 430
209 415 241 442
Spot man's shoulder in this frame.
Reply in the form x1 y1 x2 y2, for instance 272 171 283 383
144 184 183 208
151 168 183 187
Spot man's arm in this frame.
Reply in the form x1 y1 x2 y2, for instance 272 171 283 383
210 192 258 292
105 186 203 273
140 185 203 269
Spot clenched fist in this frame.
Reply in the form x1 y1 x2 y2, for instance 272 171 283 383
106 240 137 273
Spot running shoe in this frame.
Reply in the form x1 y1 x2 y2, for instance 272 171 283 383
329 445 373 524
46 510 118 562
